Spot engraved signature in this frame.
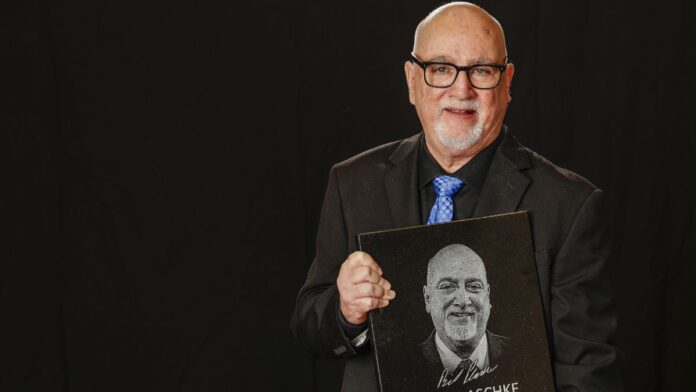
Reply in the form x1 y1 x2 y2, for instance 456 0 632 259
437 362 498 388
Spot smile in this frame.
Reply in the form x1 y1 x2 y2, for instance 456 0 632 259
448 310 476 321
443 107 478 118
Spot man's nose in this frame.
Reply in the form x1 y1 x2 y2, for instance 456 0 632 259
452 287 473 305
448 70 476 99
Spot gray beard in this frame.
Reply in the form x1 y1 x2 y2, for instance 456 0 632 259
444 321 478 343
434 120 484 150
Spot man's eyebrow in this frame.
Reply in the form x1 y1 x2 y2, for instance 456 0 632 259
435 277 457 285
425 56 498 65
473 57 495 64
428 55 453 63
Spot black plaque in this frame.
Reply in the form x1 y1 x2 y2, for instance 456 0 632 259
358 212 554 392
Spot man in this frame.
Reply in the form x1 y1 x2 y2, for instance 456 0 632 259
421 244 505 375
291 2 621 391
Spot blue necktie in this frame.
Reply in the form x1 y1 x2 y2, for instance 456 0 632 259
427 175 464 224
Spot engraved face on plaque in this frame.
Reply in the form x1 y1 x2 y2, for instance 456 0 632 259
421 244 506 389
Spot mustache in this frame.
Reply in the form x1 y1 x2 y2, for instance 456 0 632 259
447 305 477 315
439 99 480 112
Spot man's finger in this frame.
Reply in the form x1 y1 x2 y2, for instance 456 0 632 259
376 298 390 308
377 278 396 300
350 251 383 275
357 297 385 312
352 282 385 299
348 265 381 284
379 278 391 291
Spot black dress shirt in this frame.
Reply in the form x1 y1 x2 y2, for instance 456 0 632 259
418 132 502 223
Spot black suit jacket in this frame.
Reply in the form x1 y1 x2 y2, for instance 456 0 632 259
420 330 507 371
291 129 621 391
417 330 508 390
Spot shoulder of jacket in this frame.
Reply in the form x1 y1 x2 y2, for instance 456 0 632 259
332 134 418 173
521 145 600 197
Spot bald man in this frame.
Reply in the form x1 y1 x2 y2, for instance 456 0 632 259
291 3 621 391
421 244 506 376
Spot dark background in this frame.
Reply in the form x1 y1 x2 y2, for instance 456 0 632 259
3 0 694 391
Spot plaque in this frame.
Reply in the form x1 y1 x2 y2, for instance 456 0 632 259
358 212 554 392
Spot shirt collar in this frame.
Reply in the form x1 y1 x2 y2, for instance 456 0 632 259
418 131 503 190
434 331 489 371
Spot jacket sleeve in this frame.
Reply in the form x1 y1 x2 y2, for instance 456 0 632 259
290 165 361 359
551 189 623 391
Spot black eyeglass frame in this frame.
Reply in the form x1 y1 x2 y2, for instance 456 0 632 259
409 54 509 89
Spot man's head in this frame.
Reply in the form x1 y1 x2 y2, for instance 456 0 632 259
423 244 491 356
405 2 514 162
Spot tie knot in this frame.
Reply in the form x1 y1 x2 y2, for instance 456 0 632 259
433 175 464 197
456 358 474 371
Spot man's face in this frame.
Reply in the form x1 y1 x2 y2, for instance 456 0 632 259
405 11 514 155
423 252 491 353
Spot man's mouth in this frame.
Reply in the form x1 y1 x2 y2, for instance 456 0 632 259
448 309 476 321
443 107 478 117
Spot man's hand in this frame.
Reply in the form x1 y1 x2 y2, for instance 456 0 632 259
337 251 396 325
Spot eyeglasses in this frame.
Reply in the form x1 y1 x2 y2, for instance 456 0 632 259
410 54 508 89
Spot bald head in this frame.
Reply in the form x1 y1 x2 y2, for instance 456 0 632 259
426 244 487 286
413 2 507 61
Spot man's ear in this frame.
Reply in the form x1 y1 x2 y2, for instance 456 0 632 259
504 63 515 103
405 61 416 105
423 286 431 313
486 284 492 309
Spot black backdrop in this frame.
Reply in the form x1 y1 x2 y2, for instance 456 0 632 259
4 0 695 391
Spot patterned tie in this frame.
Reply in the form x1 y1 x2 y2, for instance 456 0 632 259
427 175 464 224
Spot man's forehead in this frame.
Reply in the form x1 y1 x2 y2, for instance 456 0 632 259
430 253 487 282
433 254 483 270
426 54 498 65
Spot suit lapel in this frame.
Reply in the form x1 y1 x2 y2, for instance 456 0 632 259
383 134 422 229
473 131 531 217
